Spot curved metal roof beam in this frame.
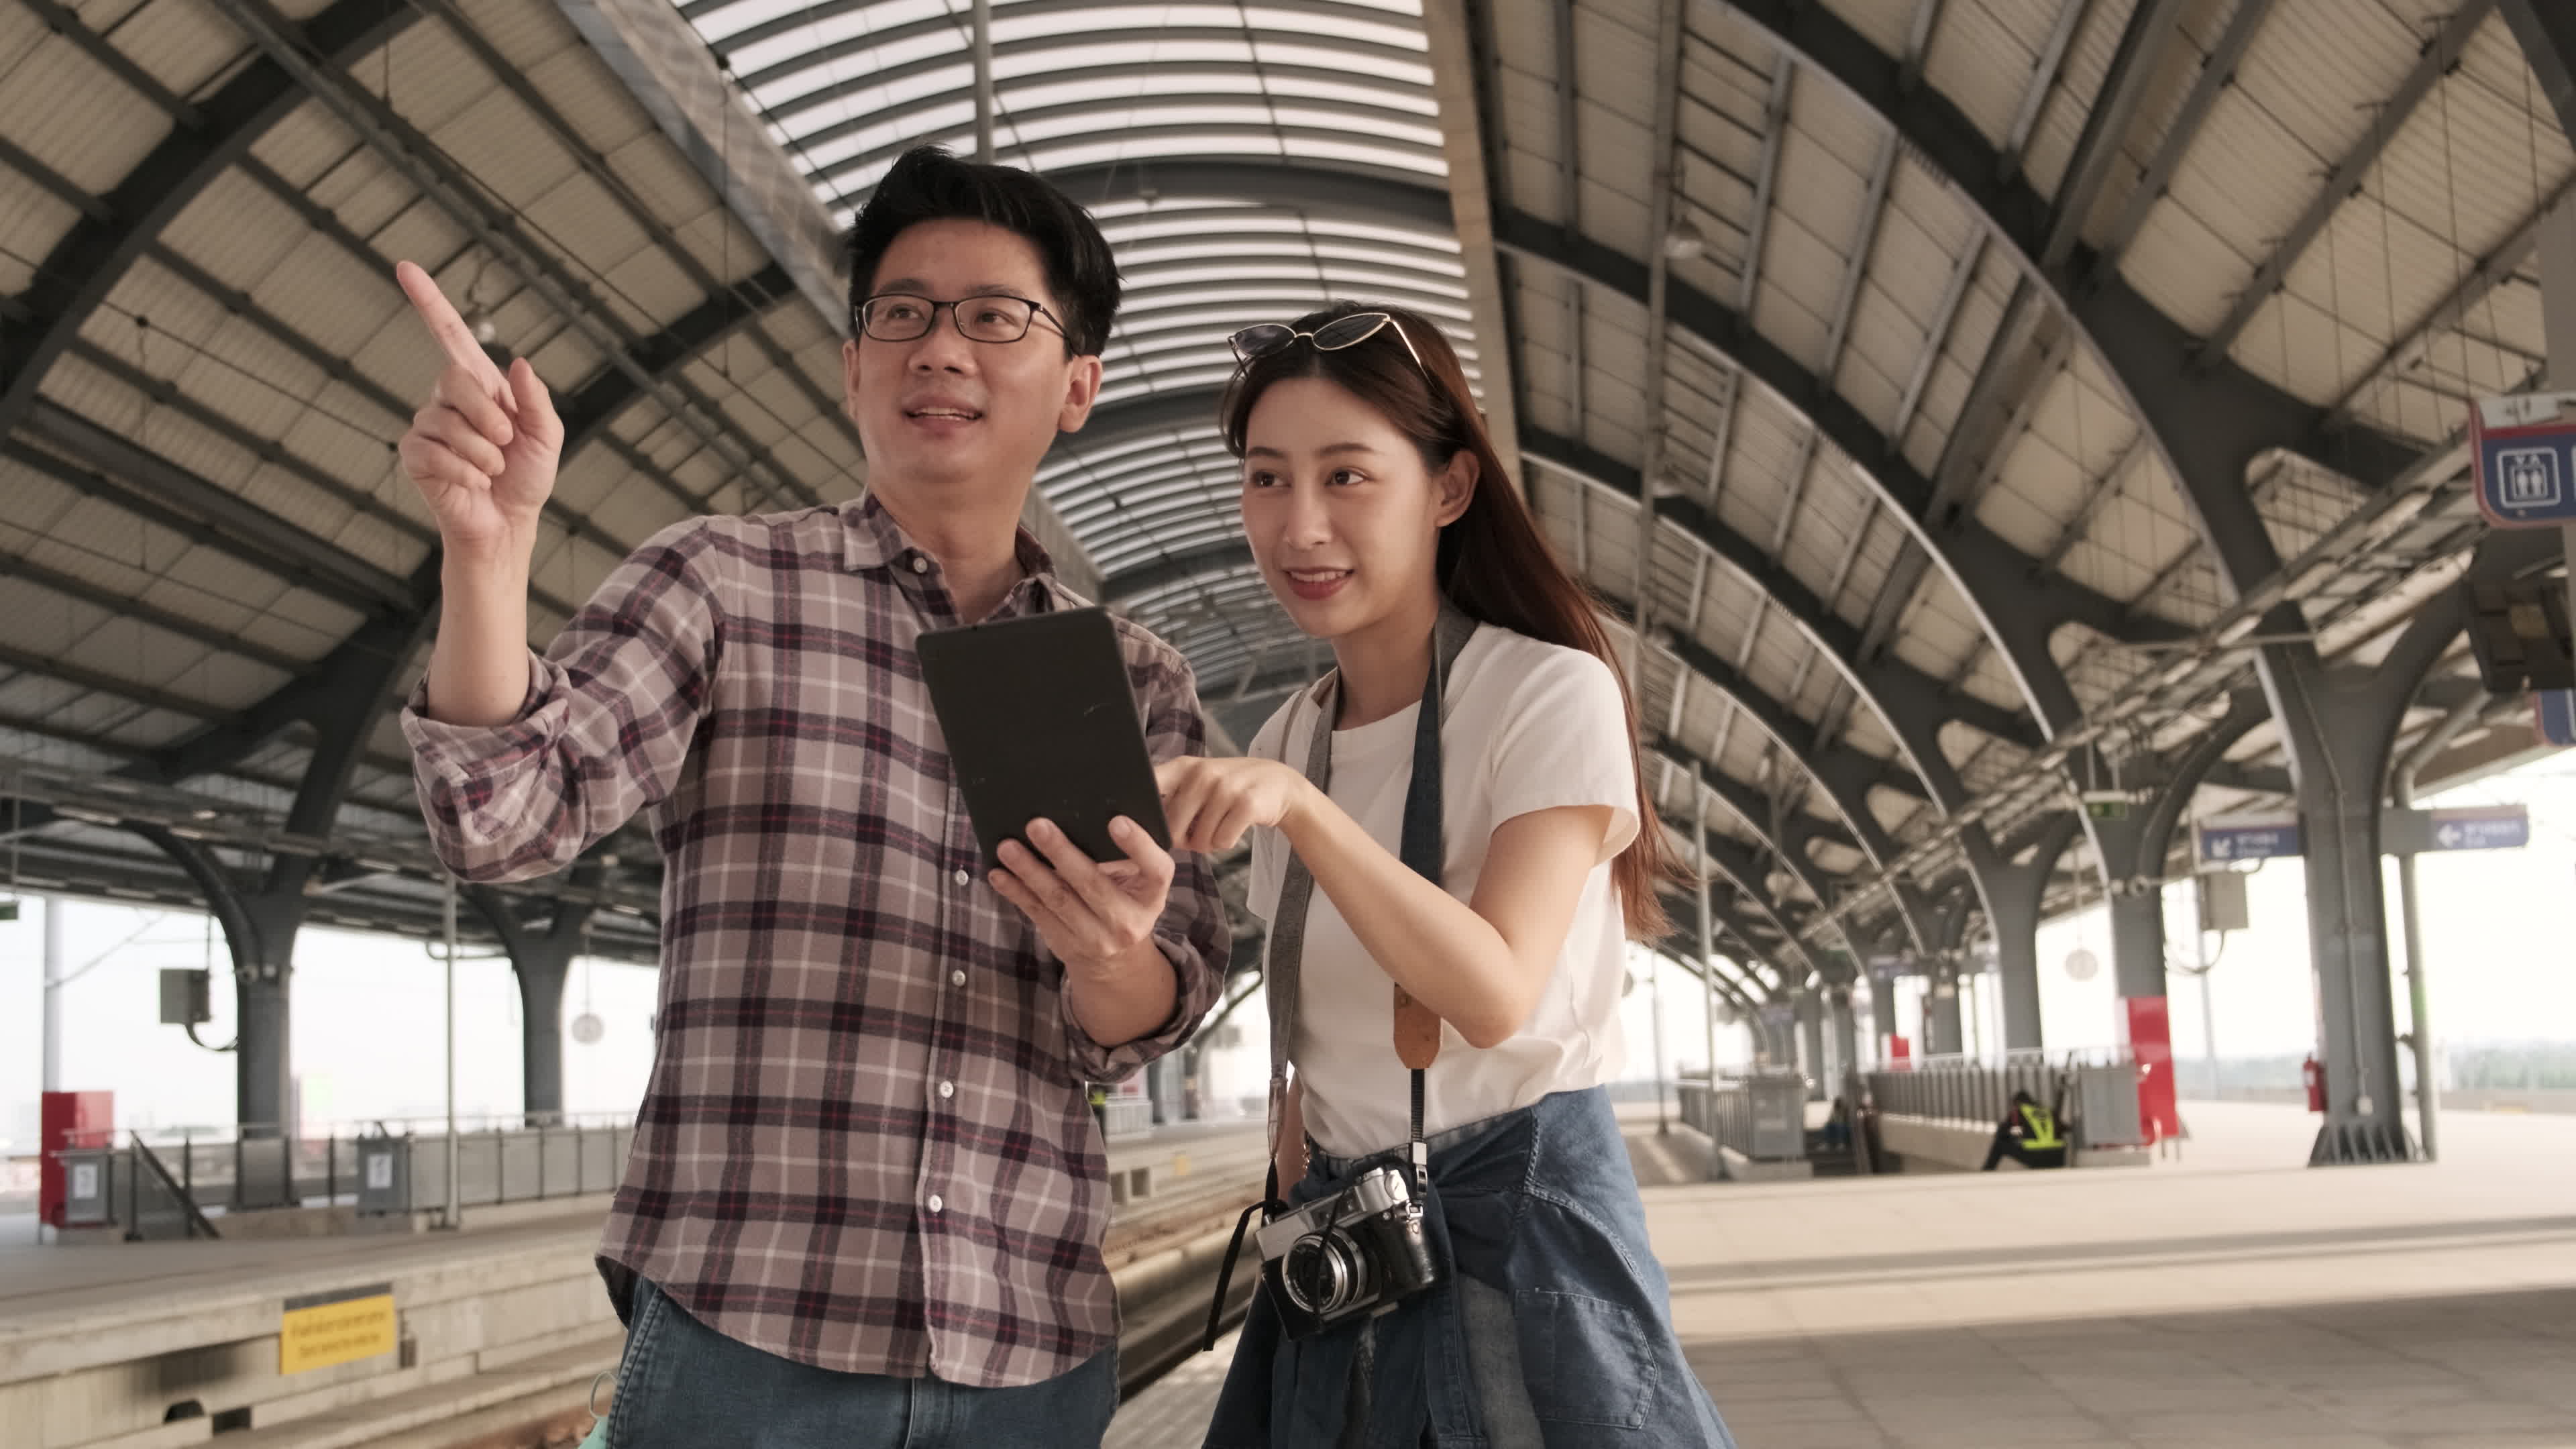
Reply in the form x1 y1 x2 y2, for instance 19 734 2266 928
1038 162 2178 751
1657 753 1859 945
1494 223 2167 742
1652 894 1784 1005
1695 853 1813 985
716 0 1428 77
781 61 1434 158
73 260 838 801
816 115 1444 195
0 0 417 452
1056 473 1242 531
1648 740 1859 860
1051 466 1241 528
1709 0 2424 609
1527 437 2044 792
553 264 802 460
1069 383 2004 819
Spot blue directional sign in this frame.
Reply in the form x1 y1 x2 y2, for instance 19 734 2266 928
2427 805 2529 853
2472 393 2576 527
2384 804 2532 855
2195 814 2302 866
2539 690 2576 749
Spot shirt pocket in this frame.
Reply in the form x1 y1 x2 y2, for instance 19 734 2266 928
1511 1287 1656 1429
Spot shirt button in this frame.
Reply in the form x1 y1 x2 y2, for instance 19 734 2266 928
951 970 967 987
953 868 971 886
926 1193 945 1214
911 555 930 574
938 1081 955 1099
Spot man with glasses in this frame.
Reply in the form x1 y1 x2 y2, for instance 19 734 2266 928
395 145 1228 1446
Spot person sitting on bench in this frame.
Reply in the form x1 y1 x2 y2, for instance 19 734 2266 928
1981 1089 2067 1171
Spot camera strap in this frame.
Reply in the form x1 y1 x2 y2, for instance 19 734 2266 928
1203 603 1474 1354
1267 601 1474 1177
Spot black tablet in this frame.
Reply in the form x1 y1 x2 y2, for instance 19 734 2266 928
916 606 1172 871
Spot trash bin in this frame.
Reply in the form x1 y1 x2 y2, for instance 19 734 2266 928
1744 1075 1808 1161
356 1135 412 1216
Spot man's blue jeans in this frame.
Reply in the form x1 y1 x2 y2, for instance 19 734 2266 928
605 1277 1118 1448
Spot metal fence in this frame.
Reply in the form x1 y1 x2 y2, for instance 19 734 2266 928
1865 1051 2143 1147
360 1120 635 1215
1676 1072 1808 1162
1866 1051 2061 1128
1102 1097 1156 1140
54 1115 633 1238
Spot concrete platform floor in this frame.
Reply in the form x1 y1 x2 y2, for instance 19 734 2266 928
1110 1101 2576 1448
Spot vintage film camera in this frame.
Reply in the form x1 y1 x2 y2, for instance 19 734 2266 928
1252 1161 1440 1339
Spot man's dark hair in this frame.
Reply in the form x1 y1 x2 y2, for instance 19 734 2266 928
844 147 1121 357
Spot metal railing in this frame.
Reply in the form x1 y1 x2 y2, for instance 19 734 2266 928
1102 1097 1156 1140
1676 1071 1808 1162
1866 1051 2061 1128
1865 1050 2144 1147
357 1119 635 1216
52 1114 632 1236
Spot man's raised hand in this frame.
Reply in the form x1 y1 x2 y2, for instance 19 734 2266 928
392 261 561 555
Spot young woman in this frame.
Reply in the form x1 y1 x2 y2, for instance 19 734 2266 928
1155 303 1735 1448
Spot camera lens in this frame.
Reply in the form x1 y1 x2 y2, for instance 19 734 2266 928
1282 1233 1368 1316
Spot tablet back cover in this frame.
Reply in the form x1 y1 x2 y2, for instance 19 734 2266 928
916 607 1171 869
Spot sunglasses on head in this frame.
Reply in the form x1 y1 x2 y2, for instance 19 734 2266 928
1227 311 1430 377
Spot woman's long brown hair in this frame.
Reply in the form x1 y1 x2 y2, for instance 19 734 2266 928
1220 301 1682 939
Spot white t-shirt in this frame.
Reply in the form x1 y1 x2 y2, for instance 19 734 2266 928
1246 624 1642 1158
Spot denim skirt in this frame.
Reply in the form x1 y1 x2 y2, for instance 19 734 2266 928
1200 1086 1735 1449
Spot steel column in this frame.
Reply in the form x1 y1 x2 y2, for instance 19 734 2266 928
1919 963 1957 1056
1696 787 1724 1178
42 896 63 1094
2280 606 2461 1163
1980 816 2080 1051
2392 695 2480 1165
1827 984 1858 1089
1796 991 1826 1101
470 880 597 1126
2092 692 2271 1001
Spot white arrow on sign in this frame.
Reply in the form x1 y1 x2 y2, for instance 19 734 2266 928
2437 823 2463 849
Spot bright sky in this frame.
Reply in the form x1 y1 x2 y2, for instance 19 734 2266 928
7 755 2574 1152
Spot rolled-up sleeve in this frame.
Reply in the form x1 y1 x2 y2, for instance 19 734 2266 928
402 521 722 883
1063 646 1230 1081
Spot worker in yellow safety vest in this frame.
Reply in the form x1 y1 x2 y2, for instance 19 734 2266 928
1981 1088 2068 1171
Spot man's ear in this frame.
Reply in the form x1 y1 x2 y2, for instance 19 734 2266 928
1057 354 1106 433
1435 448 1479 527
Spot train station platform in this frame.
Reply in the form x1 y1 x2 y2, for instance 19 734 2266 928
2 1122 1267 1448
1110 1100 2576 1448
13 1102 2575 1446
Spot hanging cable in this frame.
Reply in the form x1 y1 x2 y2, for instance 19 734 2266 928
185 908 238 1053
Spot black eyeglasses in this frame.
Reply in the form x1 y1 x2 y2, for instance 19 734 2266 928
1228 311 1429 376
854 293 1063 345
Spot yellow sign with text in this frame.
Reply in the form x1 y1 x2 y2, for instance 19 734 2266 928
279 1284 396 1375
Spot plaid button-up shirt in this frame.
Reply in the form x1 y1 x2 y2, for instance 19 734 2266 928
402 495 1228 1387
